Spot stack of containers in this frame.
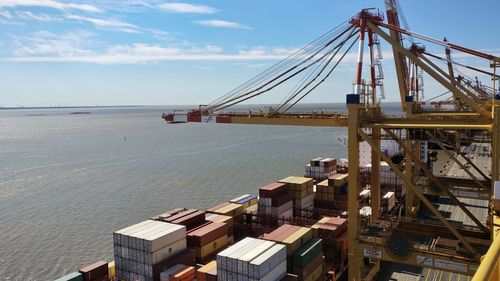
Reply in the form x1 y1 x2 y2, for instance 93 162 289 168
382 191 396 213
315 179 334 206
362 162 404 197
113 220 187 281
159 264 195 281
305 158 337 180
311 217 347 265
217 237 287 281
205 213 234 241
196 260 217 281
262 224 313 271
187 221 228 262
329 173 348 202
79 261 108 281
291 238 324 281
258 182 293 225
278 177 314 217
153 209 206 231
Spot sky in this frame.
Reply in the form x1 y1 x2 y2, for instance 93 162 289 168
0 0 499 107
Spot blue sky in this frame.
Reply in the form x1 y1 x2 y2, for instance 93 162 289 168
0 0 499 107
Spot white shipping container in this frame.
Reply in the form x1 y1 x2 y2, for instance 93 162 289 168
218 238 256 271
249 244 286 279
258 260 287 281
145 223 186 252
237 240 276 276
228 239 264 273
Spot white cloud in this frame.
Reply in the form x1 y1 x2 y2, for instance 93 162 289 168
12 30 95 57
193 20 251 29
16 11 61 22
4 44 295 64
65 14 139 33
158 2 216 14
0 0 102 13
0 10 13 19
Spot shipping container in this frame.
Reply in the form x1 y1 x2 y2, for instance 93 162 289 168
187 222 227 247
79 261 108 281
292 238 323 268
196 260 217 281
54 272 83 281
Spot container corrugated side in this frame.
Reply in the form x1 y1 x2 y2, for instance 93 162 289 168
237 240 275 276
151 238 187 264
147 223 186 253
258 259 287 281
217 237 255 272
171 266 195 281
194 235 228 259
248 244 286 279
226 238 263 273
292 238 322 268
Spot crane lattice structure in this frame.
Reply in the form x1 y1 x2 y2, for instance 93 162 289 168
162 2 500 280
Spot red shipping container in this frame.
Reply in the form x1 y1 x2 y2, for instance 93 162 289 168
187 222 227 247
215 115 232 123
165 209 199 222
272 192 292 207
171 210 206 228
79 261 108 281
260 182 287 198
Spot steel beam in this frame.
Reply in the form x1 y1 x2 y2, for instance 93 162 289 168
348 103 363 281
367 21 490 118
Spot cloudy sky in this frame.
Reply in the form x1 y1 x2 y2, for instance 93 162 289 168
0 0 499 107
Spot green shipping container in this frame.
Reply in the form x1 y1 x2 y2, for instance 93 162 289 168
54 272 83 281
292 238 323 268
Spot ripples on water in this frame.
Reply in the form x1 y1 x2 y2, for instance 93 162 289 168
0 104 399 280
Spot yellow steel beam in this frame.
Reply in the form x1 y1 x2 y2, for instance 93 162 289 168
471 215 500 281
348 102 363 281
367 21 491 118
228 116 348 127
359 129 480 257
367 122 491 130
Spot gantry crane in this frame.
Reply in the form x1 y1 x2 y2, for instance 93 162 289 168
162 2 500 280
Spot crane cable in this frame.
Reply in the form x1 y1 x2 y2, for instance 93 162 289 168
272 28 360 114
281 35 359 113
205 25 357 113
207 27 357 113
205 21 351 110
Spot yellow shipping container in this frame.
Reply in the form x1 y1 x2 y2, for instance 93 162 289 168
108 261 115 279
196 260 217 281
282 227 313 254
333 174 348 187
194 235 228 259
214 203 244 217
206 213 233 227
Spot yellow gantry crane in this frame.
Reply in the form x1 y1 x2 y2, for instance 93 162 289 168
162 2 500 280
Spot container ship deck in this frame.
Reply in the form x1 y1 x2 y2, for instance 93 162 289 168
55 141 493 281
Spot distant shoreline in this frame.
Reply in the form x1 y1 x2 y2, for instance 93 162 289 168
0 105 147 110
